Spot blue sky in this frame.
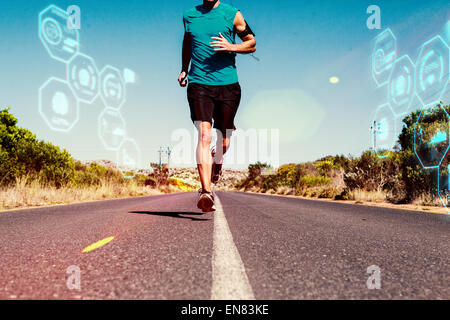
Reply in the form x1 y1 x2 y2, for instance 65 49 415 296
0 0 449 168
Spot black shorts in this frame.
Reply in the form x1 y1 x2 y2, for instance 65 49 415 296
187 82 241 135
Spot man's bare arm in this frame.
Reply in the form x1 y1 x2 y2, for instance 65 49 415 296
179 31 191 87
182 32 191 73
233 11 256 54
210 11 256 54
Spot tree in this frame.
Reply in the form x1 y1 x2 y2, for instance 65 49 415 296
0 108 75 187
150 163 169 186
398 102 449 153
395 102 448 202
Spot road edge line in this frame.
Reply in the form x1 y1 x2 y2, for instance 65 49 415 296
236 191 449 215
211 195 255 300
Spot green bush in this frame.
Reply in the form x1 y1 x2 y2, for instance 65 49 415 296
0 108 75 187
72 162 126 187
318 187 340 199
298 175 330 187
134 173 157 187
261 174 280 191
276 164 297 187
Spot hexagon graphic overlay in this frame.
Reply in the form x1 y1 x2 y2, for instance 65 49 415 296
100 66 126 109
98 108 126 151
67 53 100 104
117 138 141 179
414 104 450 169
415 36 450 107
388 55 416 116
372 28 397 87
438 165 450 213
39 5 79 63
39 77 80 132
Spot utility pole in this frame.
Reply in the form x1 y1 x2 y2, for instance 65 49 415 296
166 146 172 169
158 147 163 167
370 120 377 150
157 146 172 168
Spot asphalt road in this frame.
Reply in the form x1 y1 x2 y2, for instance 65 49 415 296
0 192 448 300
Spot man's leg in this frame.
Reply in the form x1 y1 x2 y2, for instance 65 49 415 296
196 121 213 192
213 129 231 164
211 83 241 181
212 129 232 183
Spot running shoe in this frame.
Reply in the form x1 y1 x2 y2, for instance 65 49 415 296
197 189 216 213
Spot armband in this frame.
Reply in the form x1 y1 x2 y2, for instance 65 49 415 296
237 21 255 38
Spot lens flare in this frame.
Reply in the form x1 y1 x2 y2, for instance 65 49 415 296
329 76 340 84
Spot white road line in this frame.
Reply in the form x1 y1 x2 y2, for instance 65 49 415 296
211 195 255 300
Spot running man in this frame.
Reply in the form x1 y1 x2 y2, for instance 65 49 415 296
178 0 256 212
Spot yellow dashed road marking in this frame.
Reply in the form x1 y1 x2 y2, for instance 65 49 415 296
82 236 116 253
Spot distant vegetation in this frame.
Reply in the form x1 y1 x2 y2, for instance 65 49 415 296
0 107 183 210
237 103 449 207
2 102 449 211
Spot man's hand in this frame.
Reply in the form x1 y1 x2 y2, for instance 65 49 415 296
210 33 235 52
178 71 188 87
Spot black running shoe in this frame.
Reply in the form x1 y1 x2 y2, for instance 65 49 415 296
197 189 216 213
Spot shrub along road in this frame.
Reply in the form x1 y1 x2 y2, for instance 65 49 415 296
0 192 448 299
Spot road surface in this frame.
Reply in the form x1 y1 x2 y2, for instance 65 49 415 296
0 192 448 299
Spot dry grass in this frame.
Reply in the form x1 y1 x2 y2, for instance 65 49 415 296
348 190 444 207
411 193 443 207
0 177 183 211
0 167 247 212
276 186 296 196
347 189 387 203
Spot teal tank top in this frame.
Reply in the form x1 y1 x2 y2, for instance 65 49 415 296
183 3 239 86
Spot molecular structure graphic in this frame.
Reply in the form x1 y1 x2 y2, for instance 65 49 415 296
370 27 450 211
38 5 141 178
